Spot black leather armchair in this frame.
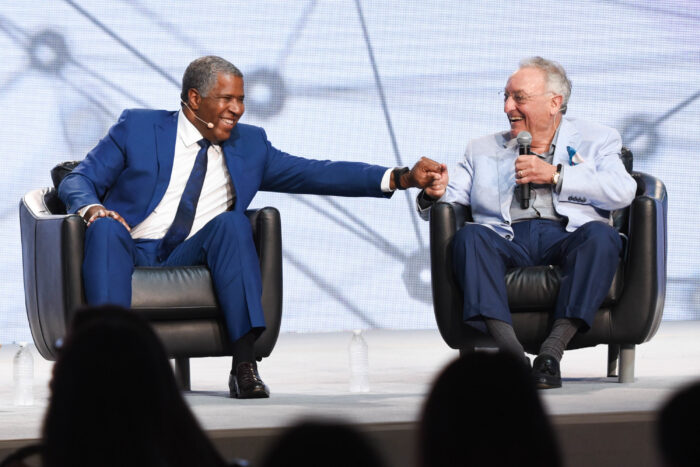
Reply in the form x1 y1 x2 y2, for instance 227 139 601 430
19 187 283 390
429 152 667 383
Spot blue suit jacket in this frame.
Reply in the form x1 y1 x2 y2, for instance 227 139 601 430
58 109 391 325
419 116 637 238
59 109 390 221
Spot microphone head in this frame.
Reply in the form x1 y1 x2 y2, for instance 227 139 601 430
517 131 532 146
207 122 214 129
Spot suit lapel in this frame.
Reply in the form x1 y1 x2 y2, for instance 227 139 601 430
553 117 579 167
497 135 518 220
146 112 178 216
221 126 243 211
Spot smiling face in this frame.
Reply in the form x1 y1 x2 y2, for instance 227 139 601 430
185 72 245 143
503 67 562 146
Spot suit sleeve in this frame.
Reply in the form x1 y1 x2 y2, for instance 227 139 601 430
557 127 637 211
58 110 130 214
258 128 391 198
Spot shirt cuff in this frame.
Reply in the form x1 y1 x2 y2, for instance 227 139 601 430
78 203 102 219
417 190 440 210
554 166 564 193
381 168 394 192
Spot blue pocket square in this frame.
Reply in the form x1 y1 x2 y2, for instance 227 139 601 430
567 146 584 165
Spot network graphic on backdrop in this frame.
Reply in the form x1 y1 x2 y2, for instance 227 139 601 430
1 0 698 342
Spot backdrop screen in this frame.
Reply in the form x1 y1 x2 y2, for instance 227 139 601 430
2 1 698 342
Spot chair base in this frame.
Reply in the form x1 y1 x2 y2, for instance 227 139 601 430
607 343 635 383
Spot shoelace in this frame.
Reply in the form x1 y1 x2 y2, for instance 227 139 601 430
238 364 262 385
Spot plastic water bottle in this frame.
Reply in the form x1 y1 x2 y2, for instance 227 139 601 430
13 342 34 406
348 330 370 393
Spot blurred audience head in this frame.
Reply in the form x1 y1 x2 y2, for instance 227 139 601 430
657 379 700 467
419 352 561 467
42 305 226 467
259 419 386 467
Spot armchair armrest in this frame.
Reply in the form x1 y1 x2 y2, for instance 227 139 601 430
246 207 283 359
429 202 478 349
610 171 668 343
20 188 85 359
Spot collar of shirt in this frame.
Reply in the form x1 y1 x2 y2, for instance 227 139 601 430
177 109 223 159
531 122 561 158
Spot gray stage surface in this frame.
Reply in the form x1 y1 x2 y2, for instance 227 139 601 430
1 321 699 467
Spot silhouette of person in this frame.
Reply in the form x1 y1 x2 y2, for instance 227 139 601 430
41 305 229 467
259 419 386 467
657 380 700 467
419 352 561 467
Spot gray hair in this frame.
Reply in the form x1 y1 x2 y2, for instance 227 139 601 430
518 56 572 114
181 56 243 103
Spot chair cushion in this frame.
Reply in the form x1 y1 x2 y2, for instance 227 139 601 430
505 261 624 311
131 266 220 320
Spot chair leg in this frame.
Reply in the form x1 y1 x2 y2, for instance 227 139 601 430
174 358 191 391
607 344 620 377
618 344 635 383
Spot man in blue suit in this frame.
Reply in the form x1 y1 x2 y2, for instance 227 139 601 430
59 56 443 398
417 57 636 389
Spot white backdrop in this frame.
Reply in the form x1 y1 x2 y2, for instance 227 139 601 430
1 0 699 342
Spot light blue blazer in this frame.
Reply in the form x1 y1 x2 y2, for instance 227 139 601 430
419 116 637 238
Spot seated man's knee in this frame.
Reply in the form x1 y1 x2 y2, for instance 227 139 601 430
208 211 250 236
86 217 130 241
580 221 622 252
454 224 495 249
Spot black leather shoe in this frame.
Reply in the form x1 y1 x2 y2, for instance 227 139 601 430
532 355 562 389
229 362 270 399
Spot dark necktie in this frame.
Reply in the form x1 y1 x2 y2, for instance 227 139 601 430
157 138 210 261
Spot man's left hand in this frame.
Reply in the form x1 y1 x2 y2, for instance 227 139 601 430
515 155 557 185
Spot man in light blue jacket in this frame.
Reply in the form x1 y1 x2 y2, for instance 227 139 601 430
418 57 636 389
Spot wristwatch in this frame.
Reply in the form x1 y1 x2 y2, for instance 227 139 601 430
393 167 410 190
551 164 562 185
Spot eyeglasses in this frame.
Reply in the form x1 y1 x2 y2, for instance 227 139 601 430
499 90 555 105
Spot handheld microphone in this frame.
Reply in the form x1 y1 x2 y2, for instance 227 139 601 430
517 131 532 209
181 100 214 129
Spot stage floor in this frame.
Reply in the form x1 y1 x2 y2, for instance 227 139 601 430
1 320 699 466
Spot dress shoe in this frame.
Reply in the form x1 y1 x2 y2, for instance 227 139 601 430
532 354 562 389
229 362 270 399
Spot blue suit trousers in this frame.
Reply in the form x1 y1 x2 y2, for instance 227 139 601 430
451 219 622 330
82 211 265 342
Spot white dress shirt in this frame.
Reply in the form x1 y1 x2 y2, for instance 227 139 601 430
129 110 234 240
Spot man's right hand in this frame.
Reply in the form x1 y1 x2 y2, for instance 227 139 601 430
424 164 449 199
83 205 131 232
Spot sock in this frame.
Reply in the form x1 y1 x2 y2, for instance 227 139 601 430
231 331 257 371
539 318 580 362
484 318 527 362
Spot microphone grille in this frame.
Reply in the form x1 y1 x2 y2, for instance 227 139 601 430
516 131 532 145
207 122 214 129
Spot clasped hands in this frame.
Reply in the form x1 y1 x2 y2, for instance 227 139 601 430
515 155 558 185
83 205 131 232
398 157 449 198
